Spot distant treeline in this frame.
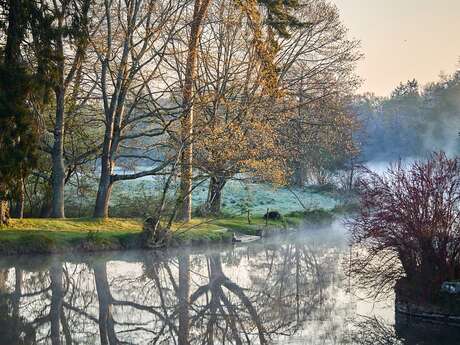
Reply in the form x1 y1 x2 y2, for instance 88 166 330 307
353 70 460 162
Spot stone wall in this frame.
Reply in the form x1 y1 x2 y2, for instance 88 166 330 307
395 284 460 326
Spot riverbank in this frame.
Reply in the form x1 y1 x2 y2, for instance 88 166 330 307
0 210 322 255
395 278 460 327
0 202 354 256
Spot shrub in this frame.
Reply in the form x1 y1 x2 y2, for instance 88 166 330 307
349 152 460 296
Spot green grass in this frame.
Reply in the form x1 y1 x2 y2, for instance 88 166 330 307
284 202 358 225
7 217 142 232
0 218 144 255
0 205 344 255
2 214 293 240
0 217 234 254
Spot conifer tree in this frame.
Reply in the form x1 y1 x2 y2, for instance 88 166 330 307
0 0 52 223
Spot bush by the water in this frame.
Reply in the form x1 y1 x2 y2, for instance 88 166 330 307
349 152 460 297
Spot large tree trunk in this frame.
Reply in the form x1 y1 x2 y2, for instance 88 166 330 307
94 123 115 218
94 85 122 219
178 254 190 345
206 176 226 215
177 0 211 222
48 0 90 218
178 113 194 222
94 161 113 219
50 62 66 218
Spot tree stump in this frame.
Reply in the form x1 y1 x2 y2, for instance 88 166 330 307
0 200 9 226
143 216 171 248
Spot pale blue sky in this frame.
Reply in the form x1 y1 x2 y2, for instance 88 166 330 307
332 0 460 96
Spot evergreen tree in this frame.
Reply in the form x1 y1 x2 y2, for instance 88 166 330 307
0 0 52 223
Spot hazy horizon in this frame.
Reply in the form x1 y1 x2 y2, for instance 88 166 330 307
333 0 460 96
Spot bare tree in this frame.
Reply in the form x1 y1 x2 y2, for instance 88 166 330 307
276 0 362 186
31 0 94 218
174 0 304 221
90 0 186 218
176 0 212 222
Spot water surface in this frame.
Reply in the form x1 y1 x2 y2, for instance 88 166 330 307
0 222 458 344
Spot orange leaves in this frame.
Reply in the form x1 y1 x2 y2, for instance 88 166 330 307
193 113 287 184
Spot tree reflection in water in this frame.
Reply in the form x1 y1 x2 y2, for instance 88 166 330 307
0 237 456 344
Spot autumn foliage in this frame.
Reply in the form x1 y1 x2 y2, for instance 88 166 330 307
194 116 286 185
349 152 460 295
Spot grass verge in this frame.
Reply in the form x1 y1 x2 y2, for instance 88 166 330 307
0 217 246 255
0 207 344 255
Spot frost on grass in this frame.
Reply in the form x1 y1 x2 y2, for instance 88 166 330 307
109 178 337 216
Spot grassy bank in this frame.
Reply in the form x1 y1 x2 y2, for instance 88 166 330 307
0 212 310 255
0 199 355 255
2 178 349 256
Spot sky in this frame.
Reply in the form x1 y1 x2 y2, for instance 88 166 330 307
332 0 460 96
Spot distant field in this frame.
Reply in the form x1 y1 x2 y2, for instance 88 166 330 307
90 178 340 218
192 180 337 214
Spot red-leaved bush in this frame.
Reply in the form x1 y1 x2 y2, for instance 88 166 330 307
349 152 460 295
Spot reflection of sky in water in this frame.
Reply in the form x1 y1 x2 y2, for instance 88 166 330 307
0 222 457 344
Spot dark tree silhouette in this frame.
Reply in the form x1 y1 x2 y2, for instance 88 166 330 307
0 0 38 224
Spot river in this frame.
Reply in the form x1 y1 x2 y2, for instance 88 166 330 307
0 221 458 344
